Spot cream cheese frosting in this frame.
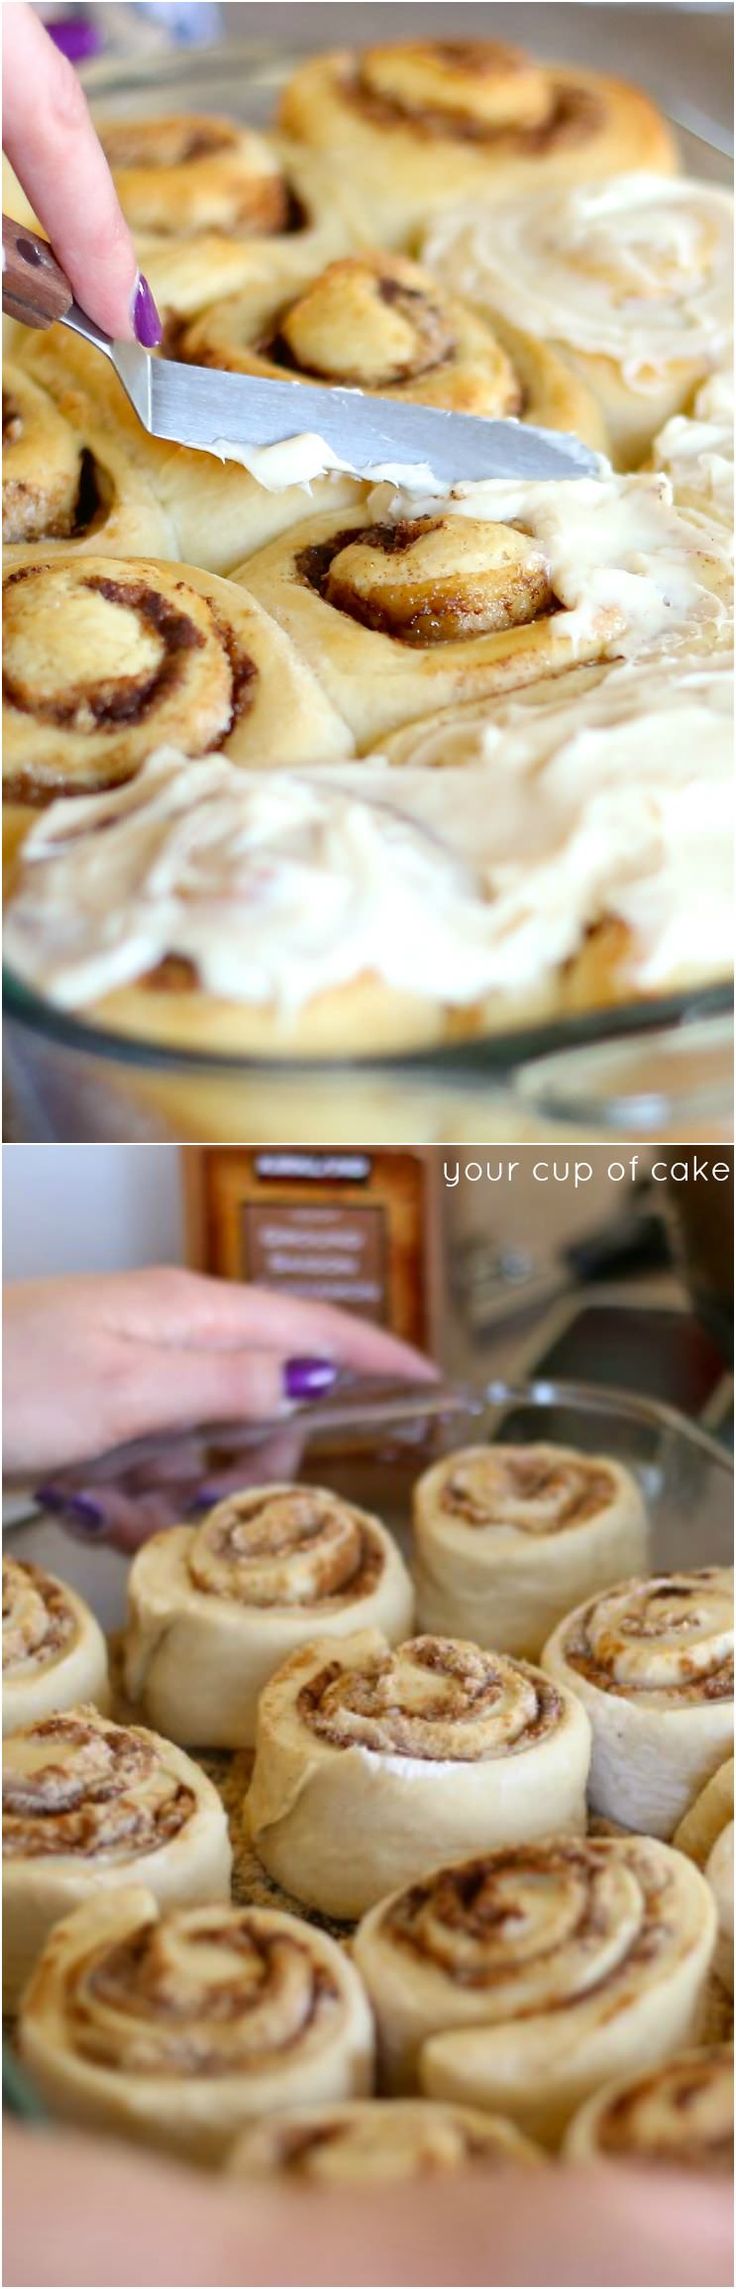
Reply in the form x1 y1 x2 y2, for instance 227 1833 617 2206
651 372 734 530
5 662 731 1017
422 175 734 390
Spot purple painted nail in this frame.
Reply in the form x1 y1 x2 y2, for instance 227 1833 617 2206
131 274 163 350
35 1487 108 1537
47 18 102 65
283 1356 338 1403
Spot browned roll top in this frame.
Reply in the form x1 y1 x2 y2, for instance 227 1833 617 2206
297 516 554 645
2 1711 195 1861
99 113 291 237
339 41 602 150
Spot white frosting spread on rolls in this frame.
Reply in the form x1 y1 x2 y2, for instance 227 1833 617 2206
651 371 734 529
423 175 734 389
5 663 731 1018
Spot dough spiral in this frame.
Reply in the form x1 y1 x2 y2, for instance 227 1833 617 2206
353 1834 717 2141
247 1629 590 1917
2 361 175 568
17 1888 374 2162
229 2097 543 2182
412 1442 647 1658
2 1556 110 1734
2 1706 231 2009
542 1568 734 1836
124 1486 414 1748
565 2044 733 2170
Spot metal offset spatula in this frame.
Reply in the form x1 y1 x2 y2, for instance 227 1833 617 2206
3 215 600 486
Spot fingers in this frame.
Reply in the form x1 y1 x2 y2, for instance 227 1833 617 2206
2 4 140 339
132 1268 439 1386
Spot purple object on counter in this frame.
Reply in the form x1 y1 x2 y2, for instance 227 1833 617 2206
45 14 102 64
284 1357 339 1403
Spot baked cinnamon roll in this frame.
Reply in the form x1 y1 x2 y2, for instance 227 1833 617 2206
237 469 729 748
124 1486 414 1748
412 1443 647 1659
2 361 175 568
97 114 367 315
674 1760 734 1871
246 1630 590 1919
424 176 734 468
649 371 734 534
2 551 350 809
565 2045 733 2170
279 43 676 246
3 1557 110 1735
177 250 605 446
2 1705 231 2009
353 1835 717 2141
17 1889 374 2161
542 1568 734 1837
229 2097 543 2182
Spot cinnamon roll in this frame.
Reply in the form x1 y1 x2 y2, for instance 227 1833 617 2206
278 43 676 247
3 1557 110 1735
424 176 734 468
17 1889 374 2162
412 1443 647 1659
96 114 367 315
706 1827 733 1999
2 361 175 568
237 469 729 749
649 372 734 534
2 551 351 809
229 2098 543 2183
2 1705 231 2010
565 2045 733 2170
542 1569 734 1838
353 1835 717 2141
246 1631 590 1919
674 1761 734 1871
176 251 605 447
124 1487 414 1749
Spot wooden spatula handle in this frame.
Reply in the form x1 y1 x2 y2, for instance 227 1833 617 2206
2 214 74 329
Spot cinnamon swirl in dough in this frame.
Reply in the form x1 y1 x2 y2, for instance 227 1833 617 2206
229 2098 543 2182
705 1827 734 1999
353 1835 717 2140
177 251 605 447
542 1568 734 1837
2 552 351 809
279 43 676 246
246 1631 591 1917
124 1486 414 1748
565 2045 733 2170
3 361 175 567
18 1889 374 2161
424 176 734 467
2 1705 231 2010
237 469 729 748
97 114 367 313
412 1443 647 1658
3 1557 110 1735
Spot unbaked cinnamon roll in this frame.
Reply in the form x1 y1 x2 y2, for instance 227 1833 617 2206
412 1443 647 1659
2 551 351 808
353 1835 717 2141
542 1568 734 1837
565 2044 734 2170
706 1826 734 1999
17 1888 374 2161
424 176 734 468
279 43 676 247
229 2097 543 2183
674 1760 734 1871
237 469 729 749
2 361 175 567
176 250 605 446
97 114 367 315
2 1705 231 2010
124 1486 414 1749
246 1630 590 1919
3 1557 110 1735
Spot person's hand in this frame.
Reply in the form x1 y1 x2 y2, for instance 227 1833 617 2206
2 3 161 343
4 2123 733 2289
3 1268 437 1546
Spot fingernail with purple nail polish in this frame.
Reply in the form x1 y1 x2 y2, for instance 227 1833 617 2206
131 274 163 349
35 1487 108 1537
283 1357 338 1403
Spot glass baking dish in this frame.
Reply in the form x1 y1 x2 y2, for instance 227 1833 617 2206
7 1377 733 1633
3 34 732 1143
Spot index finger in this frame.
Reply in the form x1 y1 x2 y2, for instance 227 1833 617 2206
2 3 139 338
